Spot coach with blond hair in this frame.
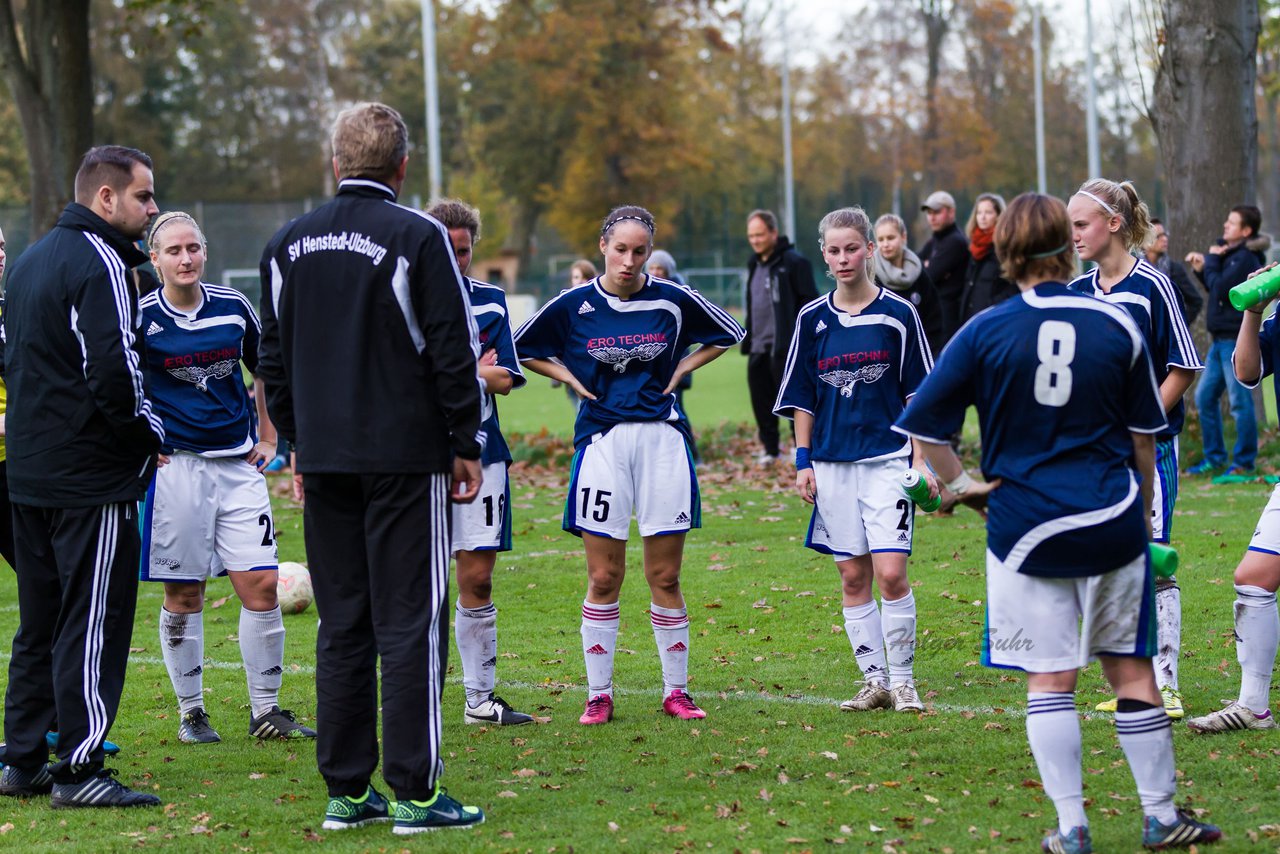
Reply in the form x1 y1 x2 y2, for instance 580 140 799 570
258 102 486 834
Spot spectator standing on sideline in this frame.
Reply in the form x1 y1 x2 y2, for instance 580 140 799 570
744 209 817 464
1186 205 1269 475
1146 219 1202 325
918 191 969 345
0 146 163 808
873 214 944 356
959 193 1017 323
258 102 486 834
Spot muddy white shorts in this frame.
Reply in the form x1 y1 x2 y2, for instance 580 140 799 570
141 452 278 581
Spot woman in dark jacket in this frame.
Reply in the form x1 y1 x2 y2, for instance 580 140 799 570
959 193 1017 322
873 214 944 356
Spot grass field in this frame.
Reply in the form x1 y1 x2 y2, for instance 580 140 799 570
1 359 1279 851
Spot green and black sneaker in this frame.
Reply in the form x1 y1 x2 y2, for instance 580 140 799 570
392 786 484 834
322 785 393 830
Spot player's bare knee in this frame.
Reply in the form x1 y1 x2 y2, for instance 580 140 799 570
164 582 205 613
234 570 279 611
464 576 493 602
1026 669 1078 693
645 568 681 599
587 568 624 601
1235 554 1280 592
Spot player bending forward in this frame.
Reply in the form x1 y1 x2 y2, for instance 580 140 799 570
774 206 935 713
895 193 1220 853
141 211 315 743
427 199 533 726
1185 263 1280 735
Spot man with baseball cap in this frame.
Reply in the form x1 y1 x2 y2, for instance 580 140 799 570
918 191 969 347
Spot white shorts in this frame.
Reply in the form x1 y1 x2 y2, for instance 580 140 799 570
563 422 698 540
451 461 512 554
1151 437 1178 543
141 452 278 582
806 458 912 559
983 550 1155 672
1248 483 1280 555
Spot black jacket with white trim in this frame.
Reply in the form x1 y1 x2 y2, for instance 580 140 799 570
257 178 484 473
2 203 164 507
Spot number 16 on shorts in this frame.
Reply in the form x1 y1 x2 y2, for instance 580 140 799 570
451 461 513 554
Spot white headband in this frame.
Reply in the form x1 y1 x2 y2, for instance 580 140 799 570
1075 190 1118 218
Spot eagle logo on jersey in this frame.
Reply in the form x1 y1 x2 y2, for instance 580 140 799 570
819 363 891 397
588 341 668 373
168 358 238 392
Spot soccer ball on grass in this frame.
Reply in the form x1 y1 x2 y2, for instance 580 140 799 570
276 561 314 615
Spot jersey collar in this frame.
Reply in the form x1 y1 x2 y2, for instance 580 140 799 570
337 178 397 200
155 283 207 320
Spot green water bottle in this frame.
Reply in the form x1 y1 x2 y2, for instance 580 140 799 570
1228 264 1280 311
1149 542 1179 579
902 469 941 513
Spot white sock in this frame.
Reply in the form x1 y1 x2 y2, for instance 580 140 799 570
1026 692 1086 833
456 602 498 706
1235 584 1279 714
881 591 917 686
1115 703 1178 825
1154 583 1181 690
160 607 205 714
650 602 690 695
843 601 888 686
581 600 620 698
240 605 285 718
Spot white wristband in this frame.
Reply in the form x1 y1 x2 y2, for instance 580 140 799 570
945 471 974 495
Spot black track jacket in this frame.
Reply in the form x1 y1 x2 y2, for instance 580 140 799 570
257 178 483 473
2 204 164 507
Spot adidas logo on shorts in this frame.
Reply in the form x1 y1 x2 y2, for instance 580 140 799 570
665 641 687 653
897 531 909 542
146 321 164 336
578 301 595 315
585 643 608 655
673 511 690 525
815 319 827 333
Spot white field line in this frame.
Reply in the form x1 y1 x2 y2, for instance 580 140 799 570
0 651 1128 720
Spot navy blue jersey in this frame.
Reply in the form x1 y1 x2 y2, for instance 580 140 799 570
140 284 261 456
1240 312 1280 396
514 276 744 449
469 277 525 466
1069 257 1201 438
774 289 933 462
894 283 1167 577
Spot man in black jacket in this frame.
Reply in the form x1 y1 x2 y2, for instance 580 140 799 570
1146 219 1202 324
258 102 486 834
744 209 817 463
918 191 969 345
1186 205 1269 475
0 146 163 808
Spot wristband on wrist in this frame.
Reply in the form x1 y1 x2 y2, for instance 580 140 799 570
795 447 812 471
945 471 974 495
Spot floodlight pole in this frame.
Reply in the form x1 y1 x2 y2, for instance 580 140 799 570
421 0 443 200
1033 5 1046 193
1084 0 1101 178
781 9 796 241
